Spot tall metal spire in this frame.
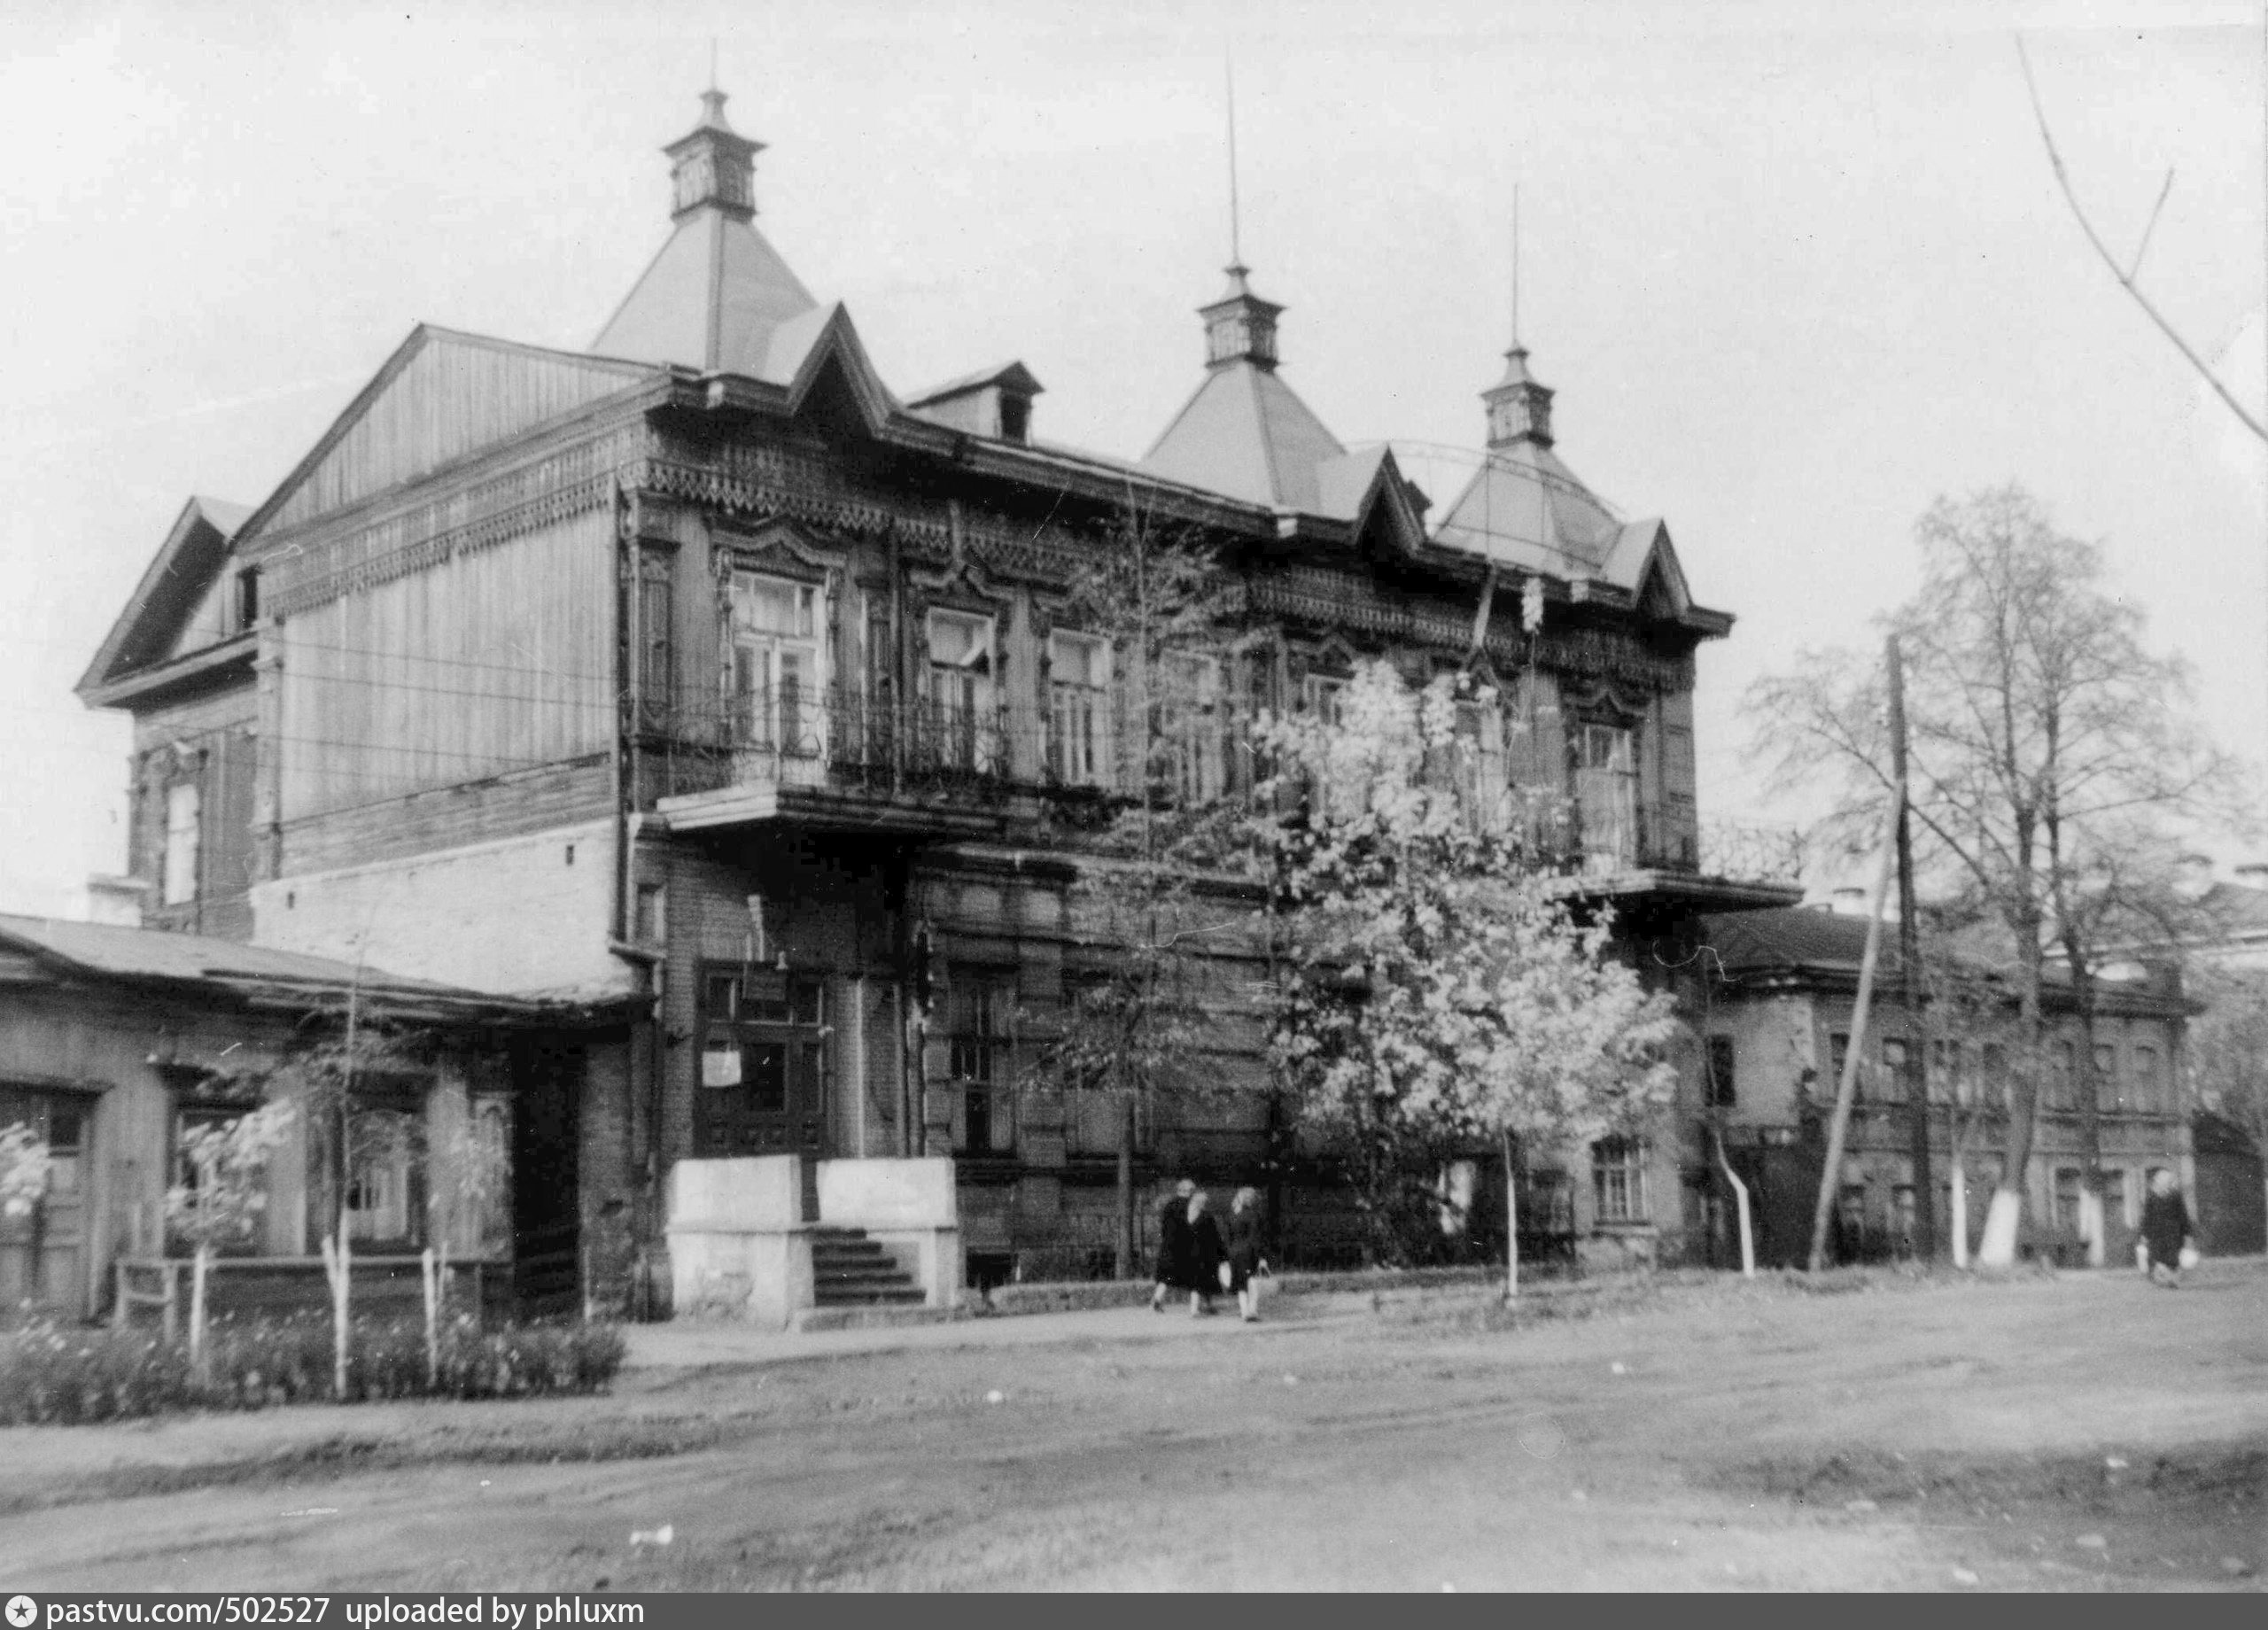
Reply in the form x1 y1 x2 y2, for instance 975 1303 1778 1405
1226 52 1242 268
1484 182 1554 448
1510 181 1521 347
1197 50 1280 371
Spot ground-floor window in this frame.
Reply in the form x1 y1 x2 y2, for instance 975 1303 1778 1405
2103 1168 2131 1230
1591 1137 1647 1223
2052 1167 2084 1236
947 971 1015 1155
345 1104 424 1251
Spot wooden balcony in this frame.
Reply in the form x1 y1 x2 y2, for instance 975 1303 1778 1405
648 686 1055 838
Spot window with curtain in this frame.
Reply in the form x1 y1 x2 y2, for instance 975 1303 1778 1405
731 572 823 755
1573 721 1637 870
1048 630 1110 787
1158 652 1226 804
926 609 997 772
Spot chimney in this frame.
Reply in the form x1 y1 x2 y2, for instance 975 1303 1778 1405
85 874 149 928
2173 852 2215 901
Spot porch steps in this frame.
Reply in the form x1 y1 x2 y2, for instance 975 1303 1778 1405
810 1225 928 1310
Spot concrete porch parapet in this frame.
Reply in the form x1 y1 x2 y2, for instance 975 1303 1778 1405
664 1154 963 1327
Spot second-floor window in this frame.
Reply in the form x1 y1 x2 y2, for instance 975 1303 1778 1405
731 572 823 754
1158 652 1226 804
2130 1044 2162 1114
1048 631 1111 788
162 780 202 905
2093 1042 2119 1111
1878 1036 1912 1105
1573 721 1638 869
926 609 997 772
638 551 672 723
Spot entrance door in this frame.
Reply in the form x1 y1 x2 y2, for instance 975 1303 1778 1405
510 1040 581 1316
0 1086 89 1315
696 971 828 1159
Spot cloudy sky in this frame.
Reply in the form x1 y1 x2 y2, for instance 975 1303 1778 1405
1 0 2260 916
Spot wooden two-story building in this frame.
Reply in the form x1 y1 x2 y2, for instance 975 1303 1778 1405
81 89 1794 1310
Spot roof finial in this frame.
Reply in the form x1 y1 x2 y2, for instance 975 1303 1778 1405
1225 50 1243 271
709 37 719 93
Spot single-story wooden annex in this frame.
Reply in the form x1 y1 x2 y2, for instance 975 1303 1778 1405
0 914 625 1323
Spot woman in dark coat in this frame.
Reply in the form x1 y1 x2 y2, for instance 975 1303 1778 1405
1224 1186 1268 1322
1152 1178 1195 1312
1184 1189 1227 1316
2140 1168 2195 1287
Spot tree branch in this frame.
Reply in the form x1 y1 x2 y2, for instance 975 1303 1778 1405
2016 35 2265 444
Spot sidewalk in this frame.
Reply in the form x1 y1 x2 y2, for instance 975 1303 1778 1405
623 1297 1334 1370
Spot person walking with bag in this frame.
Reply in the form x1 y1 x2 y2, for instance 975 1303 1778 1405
2139 1168 2197 1288
1152 1178 1194 1312
1186 1188 1227 1317
1224 1186 1268 1323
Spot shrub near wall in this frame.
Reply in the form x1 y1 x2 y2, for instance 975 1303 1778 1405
0 1315 627 1426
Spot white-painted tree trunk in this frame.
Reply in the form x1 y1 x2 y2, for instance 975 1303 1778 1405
1950 1165 1969 1269
188 1245 211 1381
1977 1185 2023 1267
2079 1190 2105 1268
1503 1132 1520 1301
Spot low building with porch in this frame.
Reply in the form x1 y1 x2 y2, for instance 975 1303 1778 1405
0 914 617 1323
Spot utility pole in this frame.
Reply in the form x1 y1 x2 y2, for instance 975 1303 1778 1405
1888 636 1937 1260
1809 798 1897 1273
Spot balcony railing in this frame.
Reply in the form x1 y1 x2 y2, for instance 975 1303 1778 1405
649 685 1032 805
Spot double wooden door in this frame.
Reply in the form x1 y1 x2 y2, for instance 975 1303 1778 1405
696 972 828 1160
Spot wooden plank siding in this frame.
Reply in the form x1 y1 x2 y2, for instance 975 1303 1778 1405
276 508 616 821
280 758 613 875
271 334 652 532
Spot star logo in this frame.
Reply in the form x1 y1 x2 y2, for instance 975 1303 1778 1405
5 1595 36 1629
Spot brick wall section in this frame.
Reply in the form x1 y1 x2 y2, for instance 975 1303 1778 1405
251 819 631 999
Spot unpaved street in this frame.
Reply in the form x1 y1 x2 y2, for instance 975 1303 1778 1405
3 1264 2264 1591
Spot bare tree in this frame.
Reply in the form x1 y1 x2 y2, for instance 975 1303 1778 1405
1021 494 1247 1276
1749 485 2242 1267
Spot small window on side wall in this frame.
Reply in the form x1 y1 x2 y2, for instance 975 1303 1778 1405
162 780 202 906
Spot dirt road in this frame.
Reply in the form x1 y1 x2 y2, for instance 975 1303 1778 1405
3 1263 2264 1590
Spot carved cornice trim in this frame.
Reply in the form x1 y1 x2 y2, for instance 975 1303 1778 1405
266 431 640 617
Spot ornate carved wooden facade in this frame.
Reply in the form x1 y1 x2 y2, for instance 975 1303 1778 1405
82 89 1798 1308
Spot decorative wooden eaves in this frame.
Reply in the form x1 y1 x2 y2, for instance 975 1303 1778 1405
79 632 257 712
77 497 250 703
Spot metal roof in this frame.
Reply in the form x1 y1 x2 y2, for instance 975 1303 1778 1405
1139 360 1348 512
0 915 601 1021
593 206 820 377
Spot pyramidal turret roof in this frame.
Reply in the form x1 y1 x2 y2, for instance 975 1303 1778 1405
1434 341 1626 575
1138 263 1347 512
592 89 821 376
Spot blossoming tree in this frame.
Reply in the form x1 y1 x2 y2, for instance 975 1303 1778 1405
164 1098 296 1375
1256 660 1680 1289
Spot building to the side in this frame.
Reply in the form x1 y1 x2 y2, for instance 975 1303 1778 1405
1697 907 2194 1269
77 87 1798 1313
0 914 612 1321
